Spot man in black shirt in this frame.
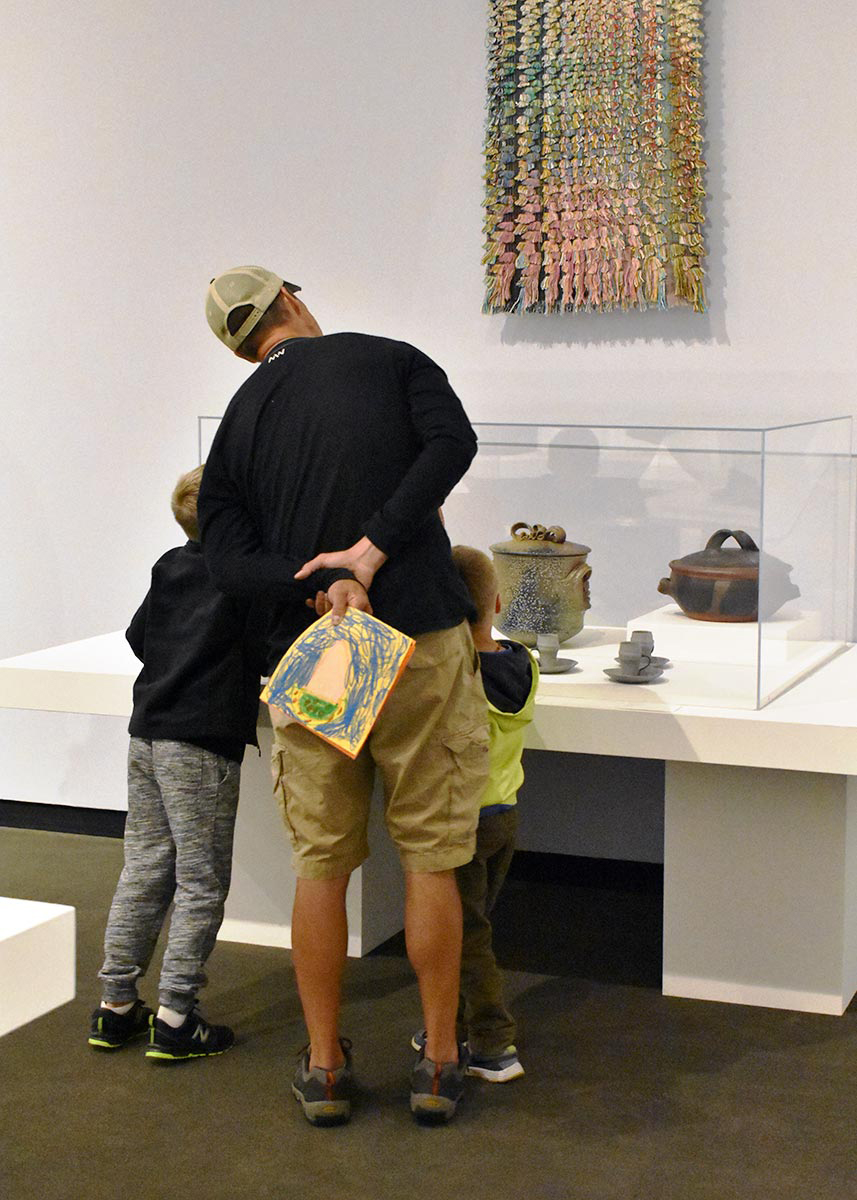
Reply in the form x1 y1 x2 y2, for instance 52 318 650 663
200 266 489 1124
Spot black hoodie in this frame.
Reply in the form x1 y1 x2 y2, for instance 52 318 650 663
126 542 262 760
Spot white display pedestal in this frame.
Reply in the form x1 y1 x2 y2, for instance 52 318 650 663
663 764 857 1015
628 604 822 665
3 630 857 1012
625 605 842 708
0 634 405 958
1 897 76 1036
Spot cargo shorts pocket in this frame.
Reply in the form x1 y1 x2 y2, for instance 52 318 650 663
440 723 490 845
271 748 298 845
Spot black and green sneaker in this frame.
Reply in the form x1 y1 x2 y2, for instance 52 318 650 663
410 1043 469 1123
145 1009 234 1062
88 1000 153 1050
292 1039 354 1126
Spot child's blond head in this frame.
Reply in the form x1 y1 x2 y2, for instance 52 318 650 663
171 465 204 541
451 544 499 626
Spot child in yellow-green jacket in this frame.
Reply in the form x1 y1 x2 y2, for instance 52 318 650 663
413 544 538 1082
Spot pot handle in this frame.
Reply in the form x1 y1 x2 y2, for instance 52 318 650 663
563 561 592 609
658 577 673 596
705 529 759 552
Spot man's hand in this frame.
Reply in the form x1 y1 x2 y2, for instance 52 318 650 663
325 578 372 625
295 536 388 592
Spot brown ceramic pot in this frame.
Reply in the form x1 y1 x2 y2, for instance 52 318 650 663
657 529 799 622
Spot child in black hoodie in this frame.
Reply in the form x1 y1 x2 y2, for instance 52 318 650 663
88 466 261 1061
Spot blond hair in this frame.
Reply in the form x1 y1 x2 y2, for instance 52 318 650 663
451 544 499 625
171 465 204 540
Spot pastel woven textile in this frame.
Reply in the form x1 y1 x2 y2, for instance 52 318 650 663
483 0 706 314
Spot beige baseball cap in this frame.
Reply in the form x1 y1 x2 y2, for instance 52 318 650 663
205 266 300 351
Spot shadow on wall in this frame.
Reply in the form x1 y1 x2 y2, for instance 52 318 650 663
496 0 727 349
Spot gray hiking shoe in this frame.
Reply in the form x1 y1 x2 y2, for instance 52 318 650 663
409 1043 468 1123
467 1045 524 1083
292 1038 353 1126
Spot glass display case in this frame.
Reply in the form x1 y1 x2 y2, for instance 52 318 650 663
443 419 853 710
199 414 854 710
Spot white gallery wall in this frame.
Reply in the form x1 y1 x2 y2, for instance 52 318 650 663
1 2 855 844
2 0 856 661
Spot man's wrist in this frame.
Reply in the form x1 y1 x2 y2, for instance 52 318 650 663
358 537 388 571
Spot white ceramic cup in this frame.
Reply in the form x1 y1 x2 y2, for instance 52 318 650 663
618 641 651 671
629 629 654 656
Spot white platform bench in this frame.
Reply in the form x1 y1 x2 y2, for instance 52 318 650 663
0 897 75 1036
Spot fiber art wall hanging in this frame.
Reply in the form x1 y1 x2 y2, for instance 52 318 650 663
483 0 706 315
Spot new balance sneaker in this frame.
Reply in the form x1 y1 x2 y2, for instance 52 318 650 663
409 1043 468 1123
467 1045 524 1083
145 1009 234 1061
292 1039 353 1126
88 1000 153 1050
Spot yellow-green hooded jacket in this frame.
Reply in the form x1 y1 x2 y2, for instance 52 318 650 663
478 642 540 812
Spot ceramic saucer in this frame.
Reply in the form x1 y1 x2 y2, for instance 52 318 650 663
614 655 671 668
539 657 578 675
603 666 665 684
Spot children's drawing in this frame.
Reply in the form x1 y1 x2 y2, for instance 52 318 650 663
261 609 415 758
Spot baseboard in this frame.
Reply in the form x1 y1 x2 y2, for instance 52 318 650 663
217 918 292 949
218 917 364 958
662 973 849 1016
0 799 125 838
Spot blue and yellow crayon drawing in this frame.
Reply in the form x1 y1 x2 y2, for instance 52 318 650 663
261 609 415 758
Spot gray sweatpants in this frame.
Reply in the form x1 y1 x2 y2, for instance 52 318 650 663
99 738 241 1014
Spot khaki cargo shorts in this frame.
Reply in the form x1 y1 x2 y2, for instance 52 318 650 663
270 621 490 879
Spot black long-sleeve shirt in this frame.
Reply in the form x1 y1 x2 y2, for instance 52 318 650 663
198 332 477 671
127 541 263 757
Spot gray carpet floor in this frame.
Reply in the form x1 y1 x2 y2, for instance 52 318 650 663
1 827 856 1200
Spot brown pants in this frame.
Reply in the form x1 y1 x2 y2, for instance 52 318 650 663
455 806 518 1057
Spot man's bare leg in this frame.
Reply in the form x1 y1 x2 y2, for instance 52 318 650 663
405 869 462 1064
292 874 350 1069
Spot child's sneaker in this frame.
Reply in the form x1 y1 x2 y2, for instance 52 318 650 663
467 1045 524 1083
409 1043 468 1123
292 1039 353 1126
410 1028 468 1053
88 1000 153 1050
145 1008 234 1061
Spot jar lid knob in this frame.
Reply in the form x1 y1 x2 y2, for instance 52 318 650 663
510 522 567 544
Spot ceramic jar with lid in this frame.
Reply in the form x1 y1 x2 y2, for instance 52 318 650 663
490 523 592 645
